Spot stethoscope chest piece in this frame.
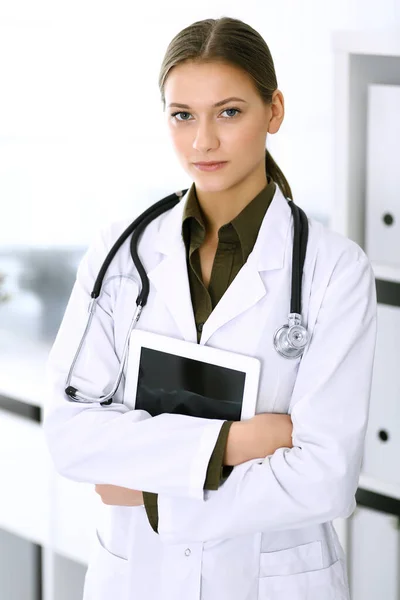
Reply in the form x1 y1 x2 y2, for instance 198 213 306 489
273 313 309 359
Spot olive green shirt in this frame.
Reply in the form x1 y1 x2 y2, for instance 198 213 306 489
143 177 277 533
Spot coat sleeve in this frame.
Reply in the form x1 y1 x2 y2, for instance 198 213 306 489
156 248 378 543
143 421 234 534
42 225 227 501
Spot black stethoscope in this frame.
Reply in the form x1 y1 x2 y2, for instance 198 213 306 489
65 188 309 405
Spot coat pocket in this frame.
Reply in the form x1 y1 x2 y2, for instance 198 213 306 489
83 529 129 600
258 544 349 600
259 540 323 577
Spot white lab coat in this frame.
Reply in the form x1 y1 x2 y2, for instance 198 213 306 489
43 185 377 600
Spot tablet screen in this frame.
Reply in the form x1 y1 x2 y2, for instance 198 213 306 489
135 347 246 421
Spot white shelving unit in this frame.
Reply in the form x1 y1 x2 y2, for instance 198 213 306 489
332 29 400 600
332 30 400 247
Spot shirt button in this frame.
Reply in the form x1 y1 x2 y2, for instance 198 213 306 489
197 322 204 333
185 548 191 557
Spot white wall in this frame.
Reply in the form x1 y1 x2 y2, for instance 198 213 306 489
1 0 399 246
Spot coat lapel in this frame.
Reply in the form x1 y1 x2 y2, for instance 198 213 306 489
200 186 292 345
146 185 292 345
147 190 198 343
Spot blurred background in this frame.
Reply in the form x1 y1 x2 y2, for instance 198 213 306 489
1 1 400 598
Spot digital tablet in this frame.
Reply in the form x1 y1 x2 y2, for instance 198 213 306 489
123 329 260 422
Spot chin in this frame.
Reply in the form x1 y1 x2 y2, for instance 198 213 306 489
195 172 247 193
192 178 232 193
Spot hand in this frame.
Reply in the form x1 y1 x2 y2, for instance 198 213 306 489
224 413 293 467
247 413 293 458
95 485 144 506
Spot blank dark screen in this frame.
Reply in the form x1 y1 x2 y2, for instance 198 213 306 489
135 347 246 421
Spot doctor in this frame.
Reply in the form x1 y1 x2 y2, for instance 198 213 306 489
43 15 377 600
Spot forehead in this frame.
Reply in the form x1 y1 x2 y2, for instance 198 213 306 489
164 60 257 104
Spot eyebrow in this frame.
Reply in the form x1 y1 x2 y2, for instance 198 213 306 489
167 97 248 109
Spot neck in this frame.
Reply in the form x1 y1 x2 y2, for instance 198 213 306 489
195 159 268 237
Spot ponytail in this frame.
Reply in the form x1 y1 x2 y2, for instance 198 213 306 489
265 149 293 200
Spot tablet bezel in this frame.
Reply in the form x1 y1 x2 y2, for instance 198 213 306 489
124 329 260 421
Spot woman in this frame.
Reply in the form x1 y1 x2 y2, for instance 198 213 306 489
44 16 377 600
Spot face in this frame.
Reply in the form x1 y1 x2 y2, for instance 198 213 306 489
163 60 284 194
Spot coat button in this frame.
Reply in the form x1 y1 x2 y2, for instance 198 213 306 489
197 322 204 333
184 548 191 557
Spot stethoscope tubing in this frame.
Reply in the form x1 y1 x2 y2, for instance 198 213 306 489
289 201 308 316
91 192 184 301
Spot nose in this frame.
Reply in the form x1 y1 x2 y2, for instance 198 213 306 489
192 120 220 153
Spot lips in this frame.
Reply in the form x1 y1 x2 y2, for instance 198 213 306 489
192 161 228 172
193 161 226 166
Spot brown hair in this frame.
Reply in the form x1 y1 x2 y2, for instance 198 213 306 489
158 16 293 200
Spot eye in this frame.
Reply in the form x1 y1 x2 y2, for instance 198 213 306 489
221 108 241 118
171 111 192 121
170 107 242 122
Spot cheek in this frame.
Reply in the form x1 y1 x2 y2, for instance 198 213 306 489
167 125 188 153
231 122 267 148
219 118 265 152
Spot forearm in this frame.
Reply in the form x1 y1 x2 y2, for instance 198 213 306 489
223 421 252 466
95 485 144 506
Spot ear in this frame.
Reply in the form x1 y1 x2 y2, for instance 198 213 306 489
268 89 285 134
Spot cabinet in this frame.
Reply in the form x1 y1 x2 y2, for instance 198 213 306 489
332 29 400 599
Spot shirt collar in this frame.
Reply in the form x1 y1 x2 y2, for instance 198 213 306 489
181 177 277 262
154 183 291 273
229 178 276 261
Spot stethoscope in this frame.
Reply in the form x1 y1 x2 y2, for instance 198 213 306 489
65 188 309 405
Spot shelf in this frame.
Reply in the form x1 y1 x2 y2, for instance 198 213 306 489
371 262 400 283
332 30 400 57
0 329 51 408
358 474 400 502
